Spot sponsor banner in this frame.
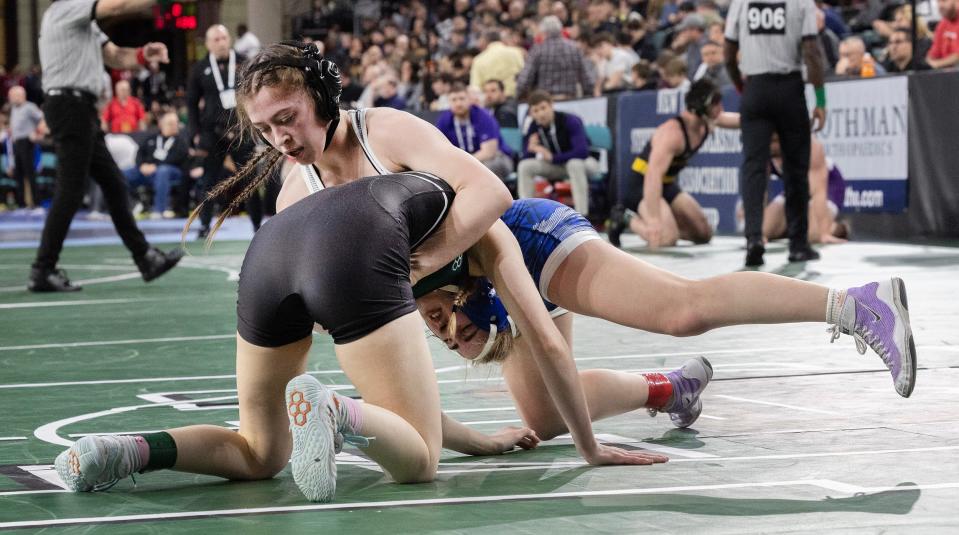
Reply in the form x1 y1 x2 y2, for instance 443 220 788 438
805 76 908 212
614 78 907 232
616 88 744 233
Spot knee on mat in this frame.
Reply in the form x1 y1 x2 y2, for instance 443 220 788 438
691 227 713 245
390 457 438 484
237 455 289 481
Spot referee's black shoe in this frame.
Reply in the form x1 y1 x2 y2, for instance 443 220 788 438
135 247 185 282
788 244 820 263
28 267 82 292
606 204 627 248
744 238 765 267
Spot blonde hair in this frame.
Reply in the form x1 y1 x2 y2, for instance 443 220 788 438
445 278 515 365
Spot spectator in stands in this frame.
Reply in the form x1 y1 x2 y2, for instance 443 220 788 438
696 0 723 26
660 57 691 90
6 86 44 210
927 0 959 69
135 61 169 112
884 29 932 72
338 69 364 108
515 16 595 100
23 65 44 105
692 40 731 88
102 80 146 134
187 24 258 237
817 9 841 70
835 36 886 77
234 23 261 59
816 0 850 39
437 83 514 180
517 90 598 216
470 30 525 97
874 4 933 58
122 111 187 219
631 61 658 91
482 79 519 128
372 78 407 110
586 0 621 35
593 32 640 93
429 73 454 111
671 13 707 80
626 14 659 62
398 60 425 111
500 0 527 29
707 21 725 46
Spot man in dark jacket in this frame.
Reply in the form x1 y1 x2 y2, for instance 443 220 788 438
123 111 189 218
187 24 257 237
516 90 598 216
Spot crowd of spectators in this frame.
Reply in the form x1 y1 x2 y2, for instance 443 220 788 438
298 0 957 115
1 0 957 216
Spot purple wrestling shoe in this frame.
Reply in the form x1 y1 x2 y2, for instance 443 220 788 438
831 278 916 398
647 356 714 428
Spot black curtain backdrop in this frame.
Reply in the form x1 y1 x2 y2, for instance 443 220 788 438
847 70 959 240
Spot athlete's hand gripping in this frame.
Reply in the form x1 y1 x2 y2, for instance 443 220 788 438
484 426 541 454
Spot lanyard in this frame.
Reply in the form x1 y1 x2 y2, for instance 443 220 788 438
154 135 175 160
540 123 560 154
209 50 236 92
454 117 475 153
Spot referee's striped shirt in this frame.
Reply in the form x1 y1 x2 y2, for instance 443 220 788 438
39 0 109 95
724 0 818 76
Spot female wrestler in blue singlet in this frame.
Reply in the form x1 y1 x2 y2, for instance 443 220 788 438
415 191 917 441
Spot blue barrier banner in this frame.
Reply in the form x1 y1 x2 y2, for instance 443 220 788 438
616 87 744 233
616 78 908 233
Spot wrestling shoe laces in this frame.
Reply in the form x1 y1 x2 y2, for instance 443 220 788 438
828 278 915 398
54 435 142 492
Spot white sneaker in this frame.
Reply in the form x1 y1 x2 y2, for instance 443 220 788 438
286 374 338 502
54 435 142 492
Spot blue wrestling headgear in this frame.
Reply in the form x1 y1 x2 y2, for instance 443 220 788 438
457 279 510 361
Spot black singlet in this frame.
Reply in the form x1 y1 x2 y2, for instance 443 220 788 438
236 172 454 346
624 115 708 207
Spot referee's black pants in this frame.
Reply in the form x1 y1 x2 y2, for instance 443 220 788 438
12 138 38 208
33 93 149 271
740 72 811 249
197 129 258 231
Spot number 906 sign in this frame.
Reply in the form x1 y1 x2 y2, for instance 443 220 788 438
747 2 787 34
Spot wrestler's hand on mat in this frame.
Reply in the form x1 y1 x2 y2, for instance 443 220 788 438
482 426 541 454
582 443 669 466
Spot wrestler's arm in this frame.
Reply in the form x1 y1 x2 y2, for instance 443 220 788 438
472 222 662 466
808 139 842 243
641 123 684 249
370 109 513 284
441 412 540 455
715 112 740 129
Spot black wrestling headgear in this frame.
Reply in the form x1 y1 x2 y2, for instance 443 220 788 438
685 78 722 118
246 41 342 149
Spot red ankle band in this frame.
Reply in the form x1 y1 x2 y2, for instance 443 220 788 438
642 373 674 409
